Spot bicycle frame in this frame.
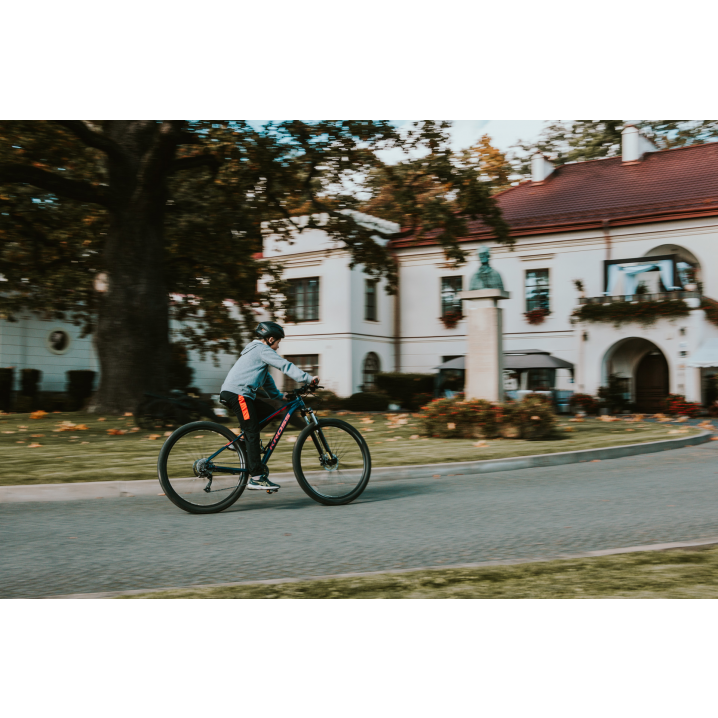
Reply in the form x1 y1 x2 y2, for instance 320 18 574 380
205 395 319 474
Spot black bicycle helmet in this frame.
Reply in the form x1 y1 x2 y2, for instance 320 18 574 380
255 321 285 340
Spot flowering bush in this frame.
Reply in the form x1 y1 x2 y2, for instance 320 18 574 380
524 307 549 325
665 393 702 417
569 393 600 415
503 395 557 440
701 297 718 328
417 394 556 441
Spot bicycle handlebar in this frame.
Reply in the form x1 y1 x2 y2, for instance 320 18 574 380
287 383 323 399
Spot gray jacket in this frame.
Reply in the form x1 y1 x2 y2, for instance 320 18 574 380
220 340 313 400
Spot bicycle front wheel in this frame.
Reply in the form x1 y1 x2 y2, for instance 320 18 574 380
158 421 247 514
292 419 371 506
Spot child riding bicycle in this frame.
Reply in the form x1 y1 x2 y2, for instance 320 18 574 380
220 321 318 492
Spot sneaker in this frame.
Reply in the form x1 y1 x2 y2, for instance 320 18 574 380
247 476 280 491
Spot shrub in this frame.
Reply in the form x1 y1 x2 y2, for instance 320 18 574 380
503 395 558 440
0 368 13 413
306 389 344 411
67 370 97 409
342 391 390 412
569 393 600 415
374 372 434 409
665 394 702 417
410 392 435 412
168 343 194 391
597 374 629 414
419 395 503 439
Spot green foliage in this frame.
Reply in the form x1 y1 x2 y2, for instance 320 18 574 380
418 394 557 440
342 392 390 412
572 299 691 327
511 120 718 178
597 374 630 414
374 372 435 409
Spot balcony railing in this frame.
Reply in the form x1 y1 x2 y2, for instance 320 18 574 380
578 291 701 305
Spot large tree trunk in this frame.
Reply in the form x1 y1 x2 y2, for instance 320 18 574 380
90 122 173 413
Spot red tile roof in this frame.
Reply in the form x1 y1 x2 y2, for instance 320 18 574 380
391 142 718 248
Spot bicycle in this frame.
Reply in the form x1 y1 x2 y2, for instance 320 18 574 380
157 383 372 514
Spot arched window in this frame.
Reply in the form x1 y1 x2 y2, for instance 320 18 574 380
362 352 380 390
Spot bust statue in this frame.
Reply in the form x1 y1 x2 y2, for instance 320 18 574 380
469 246 505 291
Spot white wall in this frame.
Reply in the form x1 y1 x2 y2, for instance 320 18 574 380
0 315 99 392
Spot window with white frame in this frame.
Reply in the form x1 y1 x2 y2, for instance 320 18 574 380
365 279 378 321
286 277 319 322
441 276 463 317
525 269 550 312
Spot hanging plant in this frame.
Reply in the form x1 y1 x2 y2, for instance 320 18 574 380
440 310 464 329
524 307 549 325
571 299 690 327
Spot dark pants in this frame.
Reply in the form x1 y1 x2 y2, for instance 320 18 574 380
219 391 303 477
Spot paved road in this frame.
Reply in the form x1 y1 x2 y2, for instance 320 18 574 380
3 441 718 598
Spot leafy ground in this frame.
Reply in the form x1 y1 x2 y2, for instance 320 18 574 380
120 543 718 599
0 410 708 486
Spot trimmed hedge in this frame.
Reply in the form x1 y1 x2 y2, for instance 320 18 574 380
342 391 390 412
374 372 434 409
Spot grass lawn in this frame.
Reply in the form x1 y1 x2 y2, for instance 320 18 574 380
0 410 708 486
120 543 718 599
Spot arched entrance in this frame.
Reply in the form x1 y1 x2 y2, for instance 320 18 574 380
603 338 669 413
635 350 669 413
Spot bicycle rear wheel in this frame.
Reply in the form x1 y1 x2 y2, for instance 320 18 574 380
158 421 247 514
292 419 371 506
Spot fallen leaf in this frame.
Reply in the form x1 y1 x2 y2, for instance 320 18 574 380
569 418 584 423
360 418 374 424
74 424 89 430
130 427 140 432
2 431 15 434
164 431 172 437
148 434 161 440
28 442 42 448
447 422 456 430
18 425 28 429
16 440 25 443
194 435 205 439
98 417 106 422
675 416 689 423
30 410 48 419
410 434 420 439
81 441 89 444
124 412 133 417
30 434 44 438
107 428 127 436
564 427 575 432
591 459 601 462
625 429 634 432
286 436 297 444
473 441 488 448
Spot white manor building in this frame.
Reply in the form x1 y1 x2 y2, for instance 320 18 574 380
2 126 718 411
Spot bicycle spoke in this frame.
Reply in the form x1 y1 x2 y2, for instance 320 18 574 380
163 427 244 508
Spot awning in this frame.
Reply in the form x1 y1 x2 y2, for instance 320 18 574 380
687 338 718 368
433 351 574 372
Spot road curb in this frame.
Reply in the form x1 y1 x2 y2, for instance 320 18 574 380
41 536 718 599
0 429 711 503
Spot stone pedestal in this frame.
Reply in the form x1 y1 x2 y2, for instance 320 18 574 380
459 289 510 402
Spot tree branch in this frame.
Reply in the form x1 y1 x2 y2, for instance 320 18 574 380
0 163 111 206
54 121 126 163
169 153 221 176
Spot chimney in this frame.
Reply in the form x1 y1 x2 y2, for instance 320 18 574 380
531 153 554 184
622 124 658 163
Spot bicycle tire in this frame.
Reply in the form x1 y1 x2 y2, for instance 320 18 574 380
158 421 247 514
292 418 371 506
